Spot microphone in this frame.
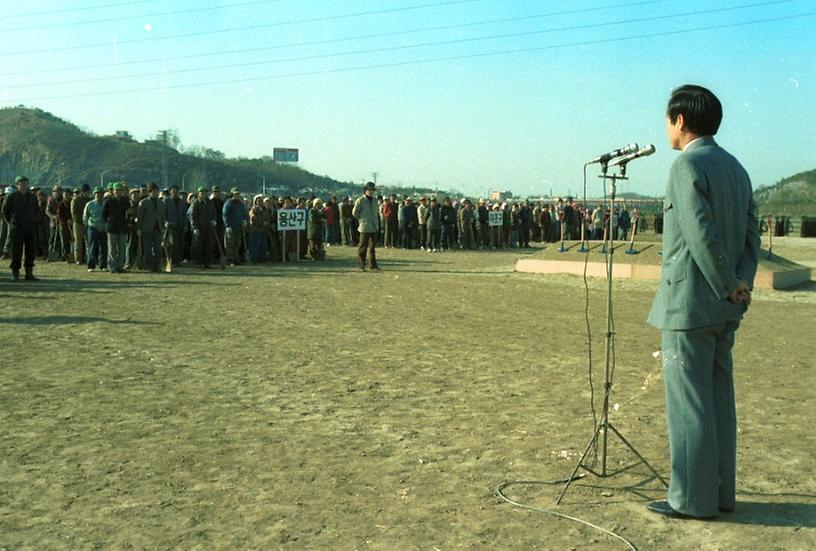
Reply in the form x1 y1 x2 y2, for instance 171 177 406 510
588 143 639 164
608 144 656 167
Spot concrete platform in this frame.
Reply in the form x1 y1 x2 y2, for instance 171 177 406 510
515 241 811 290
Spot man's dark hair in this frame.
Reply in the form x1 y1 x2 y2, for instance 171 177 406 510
667 84 722 136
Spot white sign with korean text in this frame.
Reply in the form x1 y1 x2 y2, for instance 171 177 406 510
277 209 306 231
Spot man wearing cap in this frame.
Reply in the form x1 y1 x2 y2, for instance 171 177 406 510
401 197 418 249
352 182 380 271
46 185 63 260
2 176 40 281
136 182 167 273
83 187 107 271
71 184 92 264
102 183 130 273
519 201 532 248
477 199 490 249
328 196 341 245
0 187 7 260
339 196 354 246
31 187 48 257
125 187 142 270
190 186 217 268
440 197 456 251
417 197 428 250
163 185 187 269
223 187 248 265
52 188 70 260
426 197 441 252
210 186 226 254
457 199 475 250
308 197 326 260
382 195 398 248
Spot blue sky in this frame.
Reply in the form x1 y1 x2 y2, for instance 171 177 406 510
1 0 814 197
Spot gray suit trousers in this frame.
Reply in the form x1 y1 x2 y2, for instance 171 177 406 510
661 319 739 517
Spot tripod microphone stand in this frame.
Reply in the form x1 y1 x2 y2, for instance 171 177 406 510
556 161 667 505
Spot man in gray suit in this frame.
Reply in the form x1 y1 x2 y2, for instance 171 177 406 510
136 182 167 273
647 85 760 519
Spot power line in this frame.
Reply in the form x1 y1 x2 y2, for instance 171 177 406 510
0 0 287 33
0 0 673 77
5 11 813 103
2 0 802 90
0 0 482 57
1 0 159 19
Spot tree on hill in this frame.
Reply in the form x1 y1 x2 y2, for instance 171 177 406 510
754 168 816 216
0 106 356 196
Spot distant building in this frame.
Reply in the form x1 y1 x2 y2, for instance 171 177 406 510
490 190 513 202
114 130 133 140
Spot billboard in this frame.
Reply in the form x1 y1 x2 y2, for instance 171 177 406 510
273 148 299 163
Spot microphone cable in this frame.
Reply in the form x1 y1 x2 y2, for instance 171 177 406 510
495 164 637 551
583 162 599 469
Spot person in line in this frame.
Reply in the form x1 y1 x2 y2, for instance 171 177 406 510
352 182 380 271
102 183 130 273
83 186 107 272
190 186 218 269
164 185 187 268
223 187 248 266
136 182 166 273
2 176 39 281
71 184 91 265
308 197 326 260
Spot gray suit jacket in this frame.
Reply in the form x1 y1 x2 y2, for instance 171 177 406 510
647 137 760 330
136 196 167 234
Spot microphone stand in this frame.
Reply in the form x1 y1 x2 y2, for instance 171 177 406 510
556 160 667 504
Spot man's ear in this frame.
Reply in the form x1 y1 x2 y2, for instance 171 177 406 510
675 113 686 131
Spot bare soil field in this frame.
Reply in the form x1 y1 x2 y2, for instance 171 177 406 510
1 238 814 550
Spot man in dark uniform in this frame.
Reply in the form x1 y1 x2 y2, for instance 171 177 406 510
0 186 8 260
190 186 217 269
33 187 49 257
125 186 141 270
339 197 354 246
2 176 40 281
210 185 226 255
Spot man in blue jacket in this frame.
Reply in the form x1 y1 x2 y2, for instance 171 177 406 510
647 85 759 519
164 185 187 268
223 187 248 265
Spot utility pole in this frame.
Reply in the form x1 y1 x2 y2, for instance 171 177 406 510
371 172 379 185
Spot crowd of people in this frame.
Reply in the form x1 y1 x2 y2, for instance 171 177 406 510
1 176 648 279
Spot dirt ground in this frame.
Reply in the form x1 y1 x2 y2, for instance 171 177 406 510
1 237 814 550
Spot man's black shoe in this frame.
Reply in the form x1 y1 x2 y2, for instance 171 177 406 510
24 272 39 281
647 501 716 519
719 507 734 513
10 270 20 282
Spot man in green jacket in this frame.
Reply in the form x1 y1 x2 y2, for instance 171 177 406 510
352 182 380 271
646 85 759 519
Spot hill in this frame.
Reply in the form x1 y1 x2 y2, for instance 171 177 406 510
754 168 816 216
0 106 353 196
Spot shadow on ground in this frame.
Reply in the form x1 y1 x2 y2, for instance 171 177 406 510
0 315 161 326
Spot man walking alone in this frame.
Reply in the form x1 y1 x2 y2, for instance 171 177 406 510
352 182 380 271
